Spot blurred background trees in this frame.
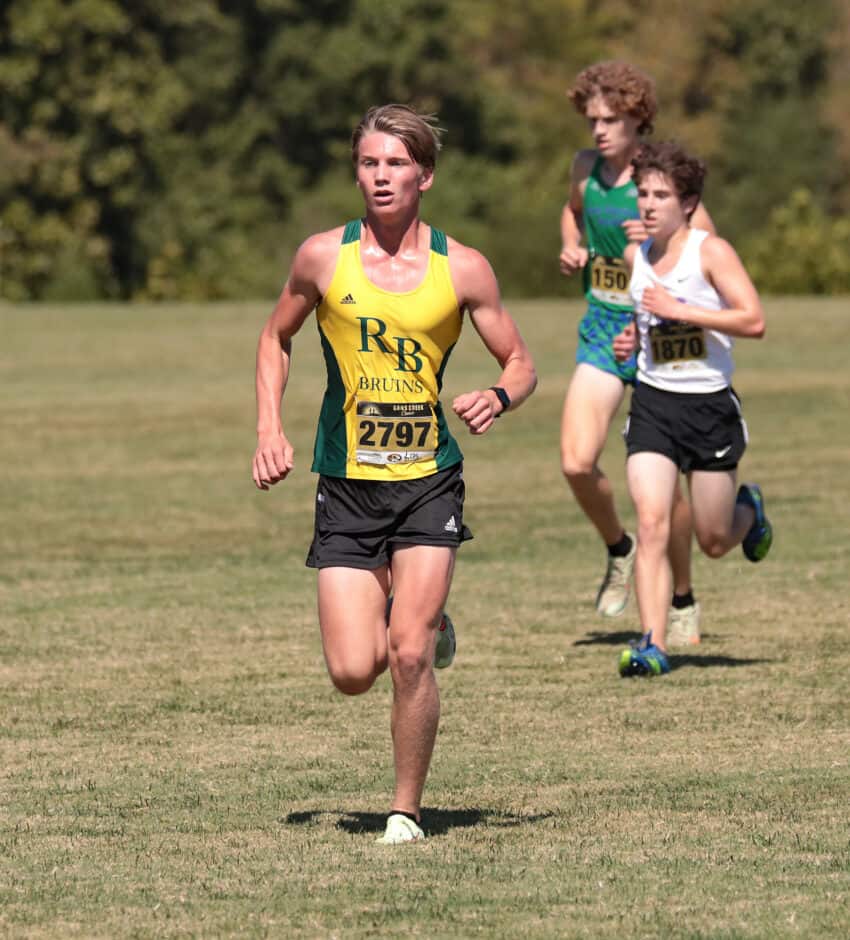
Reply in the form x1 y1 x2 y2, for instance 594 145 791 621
1 0 847 300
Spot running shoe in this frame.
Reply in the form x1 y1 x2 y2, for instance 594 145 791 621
375 813 424 845
618 632 670 677
737 483 773 562
434 612 456 669
596 535 636 617
667 601 701 647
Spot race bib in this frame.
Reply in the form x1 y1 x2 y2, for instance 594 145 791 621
355 401 437 466
649 322 707 363
589 254 630 305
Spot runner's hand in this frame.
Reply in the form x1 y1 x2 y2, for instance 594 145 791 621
613 322 637 362
641 284 681 320
559 246 589 277
622 219 649 243
253 430 294 489
453 390 500 435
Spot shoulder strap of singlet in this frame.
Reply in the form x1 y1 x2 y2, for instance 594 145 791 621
429 227 448 256
341 219 361 244
682 227 709 266
589 155 605 183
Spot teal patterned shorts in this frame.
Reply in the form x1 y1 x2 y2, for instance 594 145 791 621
575 303 636 385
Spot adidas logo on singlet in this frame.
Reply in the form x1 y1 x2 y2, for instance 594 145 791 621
340 293 356 304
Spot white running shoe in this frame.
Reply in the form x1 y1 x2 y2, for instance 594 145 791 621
667 602 701 646
595 537 636 617
434 613 456 669
375 813 424 845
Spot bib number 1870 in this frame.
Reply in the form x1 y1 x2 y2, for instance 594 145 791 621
648 323 707 363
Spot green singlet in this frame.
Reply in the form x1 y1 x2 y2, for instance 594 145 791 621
581 156 640 314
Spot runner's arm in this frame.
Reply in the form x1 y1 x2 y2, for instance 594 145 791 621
450 247 537 435
253 236 327 489
559 151 594 276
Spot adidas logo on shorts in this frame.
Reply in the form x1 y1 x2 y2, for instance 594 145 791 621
443 515 458 533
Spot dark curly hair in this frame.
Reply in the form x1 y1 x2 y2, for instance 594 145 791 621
568 61 657 136
631 141 707 217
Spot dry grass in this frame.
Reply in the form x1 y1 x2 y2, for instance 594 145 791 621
1 298 848 938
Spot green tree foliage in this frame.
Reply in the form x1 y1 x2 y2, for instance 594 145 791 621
744 188 850 293
0 1 228 299
0 0 847 300
694 0 841 245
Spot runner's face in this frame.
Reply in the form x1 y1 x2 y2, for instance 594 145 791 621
355 132 433 214
636 171 689 238
585 95 641 159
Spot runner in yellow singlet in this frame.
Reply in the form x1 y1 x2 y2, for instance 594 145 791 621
310 217 464 481
252 105 537 846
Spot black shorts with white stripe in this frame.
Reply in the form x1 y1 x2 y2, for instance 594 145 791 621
624 382 747 473
306 462 473 570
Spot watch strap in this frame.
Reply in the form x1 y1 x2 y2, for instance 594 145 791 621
489 385 511 416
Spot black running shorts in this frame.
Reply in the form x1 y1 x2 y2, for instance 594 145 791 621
306 462 473 570
624 382 747 472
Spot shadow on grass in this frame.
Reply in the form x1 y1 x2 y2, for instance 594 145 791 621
668 653 772 670
575 632 774 671
284 808 553 835
573 630 642 646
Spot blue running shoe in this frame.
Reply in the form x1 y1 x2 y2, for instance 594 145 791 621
618 633 670 677
737 483 773 562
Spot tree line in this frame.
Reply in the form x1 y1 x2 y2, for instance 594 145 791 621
1 0 848 301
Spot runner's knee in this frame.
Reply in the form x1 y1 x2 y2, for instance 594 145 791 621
695 529 731 559
328 665 380 696
389 641 432 685
637 514 670 551
561 447 596 479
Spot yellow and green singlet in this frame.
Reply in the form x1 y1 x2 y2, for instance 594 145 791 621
311 219 464 481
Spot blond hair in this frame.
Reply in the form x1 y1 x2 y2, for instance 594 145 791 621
351 104 443 171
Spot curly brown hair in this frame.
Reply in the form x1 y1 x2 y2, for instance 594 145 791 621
568 61 657 136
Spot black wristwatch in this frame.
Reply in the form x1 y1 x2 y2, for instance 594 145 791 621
489 386 511 417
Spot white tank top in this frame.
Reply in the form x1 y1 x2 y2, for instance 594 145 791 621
630 228 734 393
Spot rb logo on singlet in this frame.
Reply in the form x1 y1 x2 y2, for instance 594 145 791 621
358 317 423 373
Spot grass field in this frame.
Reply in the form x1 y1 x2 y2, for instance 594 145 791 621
1 297 849 939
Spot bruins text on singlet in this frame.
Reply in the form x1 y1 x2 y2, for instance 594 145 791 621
581 155 639 313
312 219 464 481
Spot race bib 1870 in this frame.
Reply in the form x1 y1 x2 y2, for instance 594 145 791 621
649 322 707 363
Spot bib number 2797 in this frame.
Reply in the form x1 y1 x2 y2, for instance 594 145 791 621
355 401 436 466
